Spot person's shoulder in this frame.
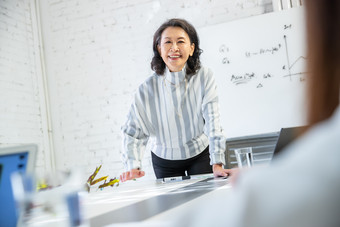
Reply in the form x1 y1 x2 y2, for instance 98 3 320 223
145 72 159 84
196 66 214 79
135 72 159 93
200 66 212 72
140 72 159 87
195 66 212 74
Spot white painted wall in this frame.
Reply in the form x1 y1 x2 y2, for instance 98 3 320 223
0 0 52 173
1 0 273 180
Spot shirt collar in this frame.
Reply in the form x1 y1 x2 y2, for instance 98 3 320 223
164 65 187 84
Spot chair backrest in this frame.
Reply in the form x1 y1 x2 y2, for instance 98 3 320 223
225 132 279 168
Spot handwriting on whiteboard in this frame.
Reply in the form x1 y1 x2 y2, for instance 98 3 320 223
218 24 307 88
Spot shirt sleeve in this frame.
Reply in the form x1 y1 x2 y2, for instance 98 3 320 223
201 68 227 166
121 89 150 171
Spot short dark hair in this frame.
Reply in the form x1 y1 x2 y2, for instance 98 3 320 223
151 18 202 76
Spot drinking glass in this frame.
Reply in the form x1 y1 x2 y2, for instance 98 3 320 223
234 147 253 168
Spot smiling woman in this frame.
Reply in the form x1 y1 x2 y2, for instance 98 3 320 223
119 18 237 182
151 19 202 76
157 26 195 73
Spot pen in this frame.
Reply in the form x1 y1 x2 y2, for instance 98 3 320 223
162 175 191 183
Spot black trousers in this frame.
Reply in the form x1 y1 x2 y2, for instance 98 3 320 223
151 146 212 179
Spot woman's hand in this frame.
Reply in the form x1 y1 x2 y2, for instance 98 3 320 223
119 168 145 182
212 163 238 178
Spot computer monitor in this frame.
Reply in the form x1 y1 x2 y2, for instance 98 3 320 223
0 144 37 227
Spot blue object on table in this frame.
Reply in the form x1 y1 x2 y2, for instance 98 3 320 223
0 145 37 227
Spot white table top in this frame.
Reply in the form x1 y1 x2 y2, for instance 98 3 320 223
85 174 233 227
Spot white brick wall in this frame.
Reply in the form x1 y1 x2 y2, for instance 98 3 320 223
0 0 51 173
1 0 273 181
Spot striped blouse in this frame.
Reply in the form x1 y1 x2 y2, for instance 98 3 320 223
121 66 226 170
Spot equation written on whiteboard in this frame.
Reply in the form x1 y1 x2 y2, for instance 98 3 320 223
245 44 282 58
218 24 307 88
230 72 275 88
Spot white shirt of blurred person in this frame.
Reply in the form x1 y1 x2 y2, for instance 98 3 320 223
171 1 340 227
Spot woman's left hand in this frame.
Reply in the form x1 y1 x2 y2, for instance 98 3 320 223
212 163 238 178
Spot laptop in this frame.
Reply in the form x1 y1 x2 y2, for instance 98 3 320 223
0 144 37 227
272 126 307 159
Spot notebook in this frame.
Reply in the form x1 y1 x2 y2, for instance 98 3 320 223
272 126 307 159
0 144 37 227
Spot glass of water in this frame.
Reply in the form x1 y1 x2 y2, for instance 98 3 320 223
234 147 253 168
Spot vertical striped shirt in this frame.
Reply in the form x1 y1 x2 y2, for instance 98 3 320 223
121 66 226 170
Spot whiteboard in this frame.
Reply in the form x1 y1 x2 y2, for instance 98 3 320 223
199 7 307 138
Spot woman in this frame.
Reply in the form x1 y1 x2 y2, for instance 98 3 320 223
173 0 340 226
120 19 235 181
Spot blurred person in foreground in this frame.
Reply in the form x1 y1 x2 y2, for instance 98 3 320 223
173 0 340 226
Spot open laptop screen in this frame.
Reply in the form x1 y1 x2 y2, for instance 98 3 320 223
272 126 307 159
0 144 37 227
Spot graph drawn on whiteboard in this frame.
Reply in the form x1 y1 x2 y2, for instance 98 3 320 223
198 7 307 138
282 34 307 81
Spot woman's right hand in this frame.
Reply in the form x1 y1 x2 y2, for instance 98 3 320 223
119 168 145 182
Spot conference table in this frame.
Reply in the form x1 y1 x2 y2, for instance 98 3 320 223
85 174 233 227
